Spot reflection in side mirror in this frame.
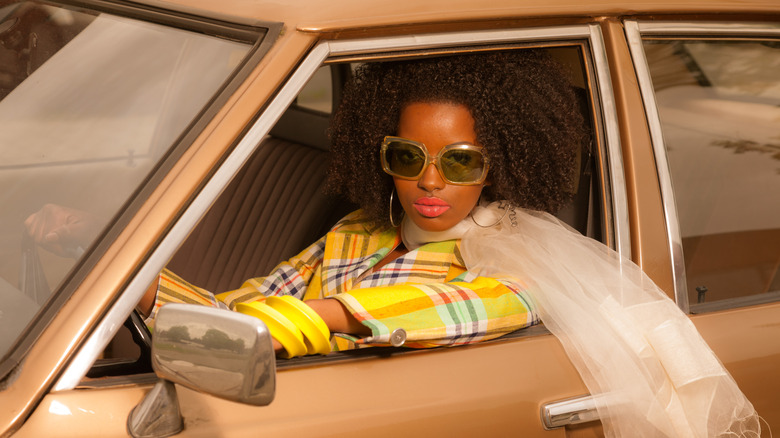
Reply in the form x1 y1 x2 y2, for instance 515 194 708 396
152 303 276 406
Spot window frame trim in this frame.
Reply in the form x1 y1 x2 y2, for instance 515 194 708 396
624 20 780 313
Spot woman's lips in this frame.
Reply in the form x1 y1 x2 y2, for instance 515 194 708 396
413 197 450 218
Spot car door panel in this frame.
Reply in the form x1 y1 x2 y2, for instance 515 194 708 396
21 334 595 437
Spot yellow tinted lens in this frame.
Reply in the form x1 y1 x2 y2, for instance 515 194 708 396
385 140 426 178
440 148 485 183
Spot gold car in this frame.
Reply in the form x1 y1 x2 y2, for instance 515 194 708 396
1 0 778 436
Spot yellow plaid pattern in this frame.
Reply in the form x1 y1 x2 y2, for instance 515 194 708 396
149 211 538 347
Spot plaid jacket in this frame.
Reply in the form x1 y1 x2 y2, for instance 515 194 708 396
151 211 538 349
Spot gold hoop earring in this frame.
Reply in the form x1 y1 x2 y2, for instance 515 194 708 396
389 188 403 228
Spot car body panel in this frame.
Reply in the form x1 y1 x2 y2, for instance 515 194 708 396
138 0 780 33
21 333 589 437
691 302 780 430
18 302 780 437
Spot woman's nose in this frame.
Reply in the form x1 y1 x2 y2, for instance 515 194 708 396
417 162 445 192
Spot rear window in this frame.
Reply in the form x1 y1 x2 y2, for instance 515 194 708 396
643 38 780 310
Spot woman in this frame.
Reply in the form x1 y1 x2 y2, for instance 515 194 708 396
141 50 582 352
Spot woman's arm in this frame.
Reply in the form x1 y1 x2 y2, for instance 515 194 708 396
138 281 157 318
142 231 329 320
140 270 367 353
305 299 371 335
331 276 538 348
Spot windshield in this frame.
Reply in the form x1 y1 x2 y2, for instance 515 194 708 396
0 2 253 360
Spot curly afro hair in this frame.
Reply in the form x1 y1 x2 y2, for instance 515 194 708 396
327 49 588 228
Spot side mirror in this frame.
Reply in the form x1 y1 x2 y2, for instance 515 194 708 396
152 303 276 405
128 304 276 438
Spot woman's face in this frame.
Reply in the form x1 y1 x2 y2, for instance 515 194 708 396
393 102 487 232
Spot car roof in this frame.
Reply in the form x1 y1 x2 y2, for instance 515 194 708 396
140 0 780 33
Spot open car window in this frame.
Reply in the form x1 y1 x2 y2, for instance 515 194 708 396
168 48 605 293
150 39 612 371
0 0 266 374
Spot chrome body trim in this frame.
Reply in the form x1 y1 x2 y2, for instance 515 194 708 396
150 304 276 406
127 380 183 438
691 291 780 315
588 23 630 257
57 24 624 389
326 26 593 55
623 20 690 313
636 21 780 36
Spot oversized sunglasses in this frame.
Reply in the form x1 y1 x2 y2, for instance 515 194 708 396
380 136 489 185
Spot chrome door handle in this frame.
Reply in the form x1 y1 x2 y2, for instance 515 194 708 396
541 394 599 429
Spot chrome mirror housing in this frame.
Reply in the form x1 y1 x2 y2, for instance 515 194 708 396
129 303 276 438
152 303 276 405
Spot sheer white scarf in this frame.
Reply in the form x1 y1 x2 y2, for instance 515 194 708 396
401 201 760 437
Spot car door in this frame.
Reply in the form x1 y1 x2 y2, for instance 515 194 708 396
624 19 780 431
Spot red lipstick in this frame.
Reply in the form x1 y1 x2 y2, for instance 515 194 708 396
413 197 450 218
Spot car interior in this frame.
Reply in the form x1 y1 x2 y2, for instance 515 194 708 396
91 45 604 379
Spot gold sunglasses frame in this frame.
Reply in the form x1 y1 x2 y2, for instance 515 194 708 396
379 136 489 185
